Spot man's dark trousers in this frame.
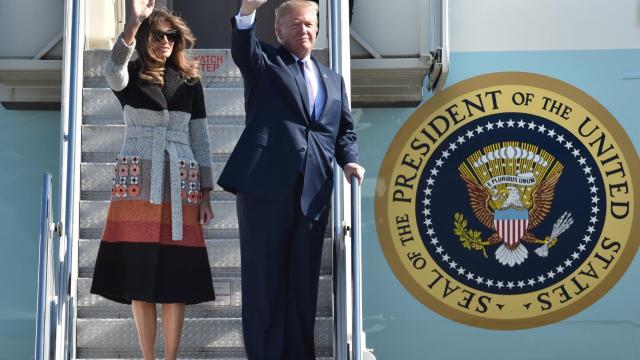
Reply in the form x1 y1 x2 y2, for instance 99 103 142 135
236 176 328 360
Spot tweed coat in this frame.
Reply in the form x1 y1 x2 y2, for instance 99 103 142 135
90 35 215 305
104 35 213 241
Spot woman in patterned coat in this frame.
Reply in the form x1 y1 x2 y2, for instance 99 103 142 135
90 1 215 359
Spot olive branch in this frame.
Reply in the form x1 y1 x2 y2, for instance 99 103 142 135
453 213 491 258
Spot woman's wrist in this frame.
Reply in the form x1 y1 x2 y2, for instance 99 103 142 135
200 188 211 199
127 15 145 26
122 19 143 45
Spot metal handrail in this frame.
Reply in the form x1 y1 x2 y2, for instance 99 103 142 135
427 0 450 92
330 0 349 359
350 175 363 360
35 173 55 360
332 164 347 360
55 0 83 357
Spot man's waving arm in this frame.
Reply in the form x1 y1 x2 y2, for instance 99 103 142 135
231 0 269 77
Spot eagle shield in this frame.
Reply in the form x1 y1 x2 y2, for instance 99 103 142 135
494 208 529 246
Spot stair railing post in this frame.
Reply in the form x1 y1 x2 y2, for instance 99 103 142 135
36 173 55 360
329 0 352 359
350 175 363 360
56 0 83 357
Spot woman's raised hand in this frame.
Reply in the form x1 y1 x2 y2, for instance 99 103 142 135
122 0 155 45
130 0 155 24
240 0 268 16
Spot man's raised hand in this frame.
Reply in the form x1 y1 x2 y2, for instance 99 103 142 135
240 0 268 16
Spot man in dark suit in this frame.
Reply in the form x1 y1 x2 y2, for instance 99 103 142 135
217 0 364 359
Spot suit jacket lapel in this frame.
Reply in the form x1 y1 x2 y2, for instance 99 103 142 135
278 47 311 123
311 56 330 121
289 61 312 118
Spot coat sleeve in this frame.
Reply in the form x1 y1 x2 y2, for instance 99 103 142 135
104 34 137 106
230 16 266 79
189 81 214 191
335 76 359 167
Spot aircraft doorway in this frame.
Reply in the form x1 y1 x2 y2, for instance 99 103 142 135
171 0 287 49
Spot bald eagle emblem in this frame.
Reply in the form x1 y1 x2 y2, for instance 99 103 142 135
454 142 574 267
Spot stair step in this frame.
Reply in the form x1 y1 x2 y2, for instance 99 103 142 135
76 276 333 319
80 200 238 230
75 318 333 355
82 152 231 164
83 115 245 126
77 358 334 360
83 76 245 89
78 200 332 240
78 238 333 277
81 190 234 202
81 161 228 194
83 49 242 87
80 227 245 241
83 88 245 117
76 350 333 359
81 124 244 155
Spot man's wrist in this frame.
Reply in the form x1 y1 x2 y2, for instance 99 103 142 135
235 9 256 30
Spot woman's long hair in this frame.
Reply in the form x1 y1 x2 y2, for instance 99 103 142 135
135 7 200 86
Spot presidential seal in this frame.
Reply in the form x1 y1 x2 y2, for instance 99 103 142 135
375 72 639 329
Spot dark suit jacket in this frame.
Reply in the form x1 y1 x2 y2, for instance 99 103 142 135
217 19 358 220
